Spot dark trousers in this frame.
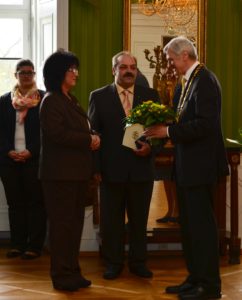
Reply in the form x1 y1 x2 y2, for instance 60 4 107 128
100 181 153 267
1 164 46 252
42 180 88 283
176 184 221 288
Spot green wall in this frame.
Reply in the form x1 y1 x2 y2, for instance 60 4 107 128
69 0 123 110
69 0 242 141
206 0 242 142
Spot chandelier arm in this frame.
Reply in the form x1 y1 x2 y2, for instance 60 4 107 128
138 0 198 31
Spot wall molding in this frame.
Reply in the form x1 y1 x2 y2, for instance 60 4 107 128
57 0 69 50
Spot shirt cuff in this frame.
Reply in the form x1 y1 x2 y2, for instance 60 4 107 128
166 126 170 137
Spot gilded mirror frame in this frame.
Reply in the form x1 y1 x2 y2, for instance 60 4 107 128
123 0 207 63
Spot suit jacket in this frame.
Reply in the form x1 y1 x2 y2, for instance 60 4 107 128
169 65 229 186
0 90 45 169
173 84 182 111
39 91 92 181
88 83 160 182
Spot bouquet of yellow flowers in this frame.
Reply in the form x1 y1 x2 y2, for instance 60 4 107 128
122 100 176 149
126 100 177 127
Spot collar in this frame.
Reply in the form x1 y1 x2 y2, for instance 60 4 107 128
184 61 200 82
116 83 134 95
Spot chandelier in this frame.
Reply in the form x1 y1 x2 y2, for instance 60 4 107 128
138 0 197 30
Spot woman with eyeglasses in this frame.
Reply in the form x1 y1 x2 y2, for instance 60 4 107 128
39 49 100 292
0 59 47 260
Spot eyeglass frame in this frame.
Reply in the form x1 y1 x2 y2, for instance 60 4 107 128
67 68 79 76
16 71 36 77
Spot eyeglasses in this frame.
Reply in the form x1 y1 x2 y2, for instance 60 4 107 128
16 71 36 77
67 68 79 76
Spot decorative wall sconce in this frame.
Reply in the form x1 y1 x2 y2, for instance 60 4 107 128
144 46 179 107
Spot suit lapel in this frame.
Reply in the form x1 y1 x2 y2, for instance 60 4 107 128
184 68 202 104
62 93 88 119
178 64 204 119
133 86 143 108
59 93 91 132
110 83 126 117
7 96 17 138
182 65 200 100
69 95 85 114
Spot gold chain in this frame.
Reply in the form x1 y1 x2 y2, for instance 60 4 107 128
177 63 204 119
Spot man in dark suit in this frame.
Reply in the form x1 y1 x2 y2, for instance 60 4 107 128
144 37 229 300
88 51 160 280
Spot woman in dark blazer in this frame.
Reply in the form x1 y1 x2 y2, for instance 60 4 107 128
39 50 100 292
0 59 46 259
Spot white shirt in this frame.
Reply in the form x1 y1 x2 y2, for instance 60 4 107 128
14 112 26 152
183 61 200 85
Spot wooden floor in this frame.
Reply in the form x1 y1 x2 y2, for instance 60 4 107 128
0 248 242 300
0 181 241 299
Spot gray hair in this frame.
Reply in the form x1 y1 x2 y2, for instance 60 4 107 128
112 51 137 68
163 36 198 60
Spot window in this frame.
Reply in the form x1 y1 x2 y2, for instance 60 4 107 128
0 0 68 94
0 0 30 95
0 0 23 4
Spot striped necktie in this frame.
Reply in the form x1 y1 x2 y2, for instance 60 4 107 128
122 89 131 116
181 77 187 95
177 77 187 117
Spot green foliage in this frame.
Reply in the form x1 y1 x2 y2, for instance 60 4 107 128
126 100 177 128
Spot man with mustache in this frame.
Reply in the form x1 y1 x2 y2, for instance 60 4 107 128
88 51 160 280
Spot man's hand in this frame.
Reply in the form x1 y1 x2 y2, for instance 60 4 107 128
133 141 151 157
144 124 168 139
93 173 102 183
90 134 100 151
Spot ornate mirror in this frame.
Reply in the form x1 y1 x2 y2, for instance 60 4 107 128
123 0 207 231
123 0 207 104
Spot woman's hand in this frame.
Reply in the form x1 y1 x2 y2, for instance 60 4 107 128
8 150 20 161
8 150 31 162
18 150 32 161
90 134 100 151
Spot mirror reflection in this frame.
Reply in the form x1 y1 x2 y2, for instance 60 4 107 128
123 0 206 228
125 0 206 105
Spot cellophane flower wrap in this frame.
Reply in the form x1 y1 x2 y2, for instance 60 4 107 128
125 100 177 146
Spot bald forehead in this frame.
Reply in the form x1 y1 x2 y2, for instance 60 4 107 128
117 54 136 65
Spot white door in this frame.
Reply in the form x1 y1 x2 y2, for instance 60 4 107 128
32 0 69 89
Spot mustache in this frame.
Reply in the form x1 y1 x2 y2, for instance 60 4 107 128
124 72 134 77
